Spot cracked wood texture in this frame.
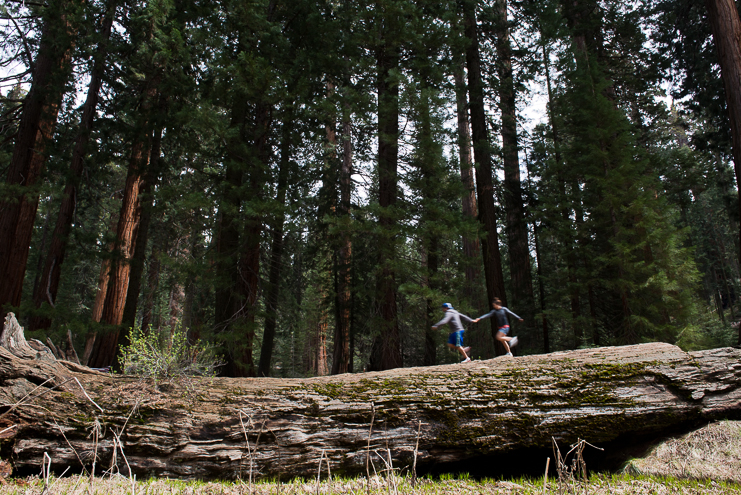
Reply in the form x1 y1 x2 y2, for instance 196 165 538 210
0 313 740 480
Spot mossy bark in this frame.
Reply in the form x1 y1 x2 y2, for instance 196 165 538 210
1 313 740 480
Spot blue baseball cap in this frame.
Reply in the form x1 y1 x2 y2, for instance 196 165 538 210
442 303 453 309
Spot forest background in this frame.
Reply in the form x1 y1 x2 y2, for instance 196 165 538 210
1 0 739 378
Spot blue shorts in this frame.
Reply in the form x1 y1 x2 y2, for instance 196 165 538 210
498 325 510 335
448 331 464 347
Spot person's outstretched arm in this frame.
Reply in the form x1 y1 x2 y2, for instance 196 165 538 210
460 313 475 324
504 307 523 321
474 310 494 322
432 312 452 328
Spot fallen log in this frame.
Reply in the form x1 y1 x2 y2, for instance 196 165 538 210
0 313 739 480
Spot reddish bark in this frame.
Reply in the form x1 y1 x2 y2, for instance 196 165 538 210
88 82 158 368
28 2 116 332
101 139 150 327
121 125 162 332
705 0 741 343
0 0 79 311
221 103 270 378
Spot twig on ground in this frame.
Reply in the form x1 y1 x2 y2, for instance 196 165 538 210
412 420 422 487
89 418 102 485
73 377 104 413
112 432 135 495
53 419 90 476
42 452 51 494
316 449 325 495
386 448 397 495
366 402 375 495
0 424 16 436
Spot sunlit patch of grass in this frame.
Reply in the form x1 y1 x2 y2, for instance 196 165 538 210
2 473 740 495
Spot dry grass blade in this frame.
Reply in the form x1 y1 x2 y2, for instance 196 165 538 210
53 419 90 476
411 420 421 488
625 420 741 483
366 402 375 495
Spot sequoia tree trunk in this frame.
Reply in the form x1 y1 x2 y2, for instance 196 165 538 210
0 0 79 311
705 0 741 328
120 124 163 336
2 312 740 481
28 1 116 332
89 82 158 368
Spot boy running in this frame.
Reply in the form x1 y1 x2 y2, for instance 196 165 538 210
475 297 523 357
432 303 474 363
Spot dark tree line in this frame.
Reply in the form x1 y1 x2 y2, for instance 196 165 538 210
0 0 739 377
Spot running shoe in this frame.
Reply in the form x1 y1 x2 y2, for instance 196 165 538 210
461 357 471 363
509 336 519 349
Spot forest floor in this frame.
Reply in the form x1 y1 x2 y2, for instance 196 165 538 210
1 421 739 494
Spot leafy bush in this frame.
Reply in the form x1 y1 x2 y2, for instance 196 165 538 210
119 323 223 379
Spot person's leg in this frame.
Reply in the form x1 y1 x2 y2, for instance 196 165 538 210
496 330 512 354
454 331 470 361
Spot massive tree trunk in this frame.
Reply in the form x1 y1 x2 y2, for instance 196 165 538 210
461 0 507 350
120 123 163 333
0 0 79 311
28 1 117 332
88 82 158 368
494 0 535 346
2 312 740 480
370 13 402 371
705 0 741 343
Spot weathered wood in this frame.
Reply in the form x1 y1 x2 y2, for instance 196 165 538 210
0 313 739 480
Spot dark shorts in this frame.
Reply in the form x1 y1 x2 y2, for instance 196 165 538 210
448 331 464 347
497 325 510 336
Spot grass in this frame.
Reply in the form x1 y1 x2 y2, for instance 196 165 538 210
2 421 740 494
624 420 741 483
2 473 740 494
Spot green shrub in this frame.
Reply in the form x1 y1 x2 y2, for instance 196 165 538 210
119 323 223 379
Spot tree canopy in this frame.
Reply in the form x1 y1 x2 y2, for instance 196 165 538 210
0 0 739 377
